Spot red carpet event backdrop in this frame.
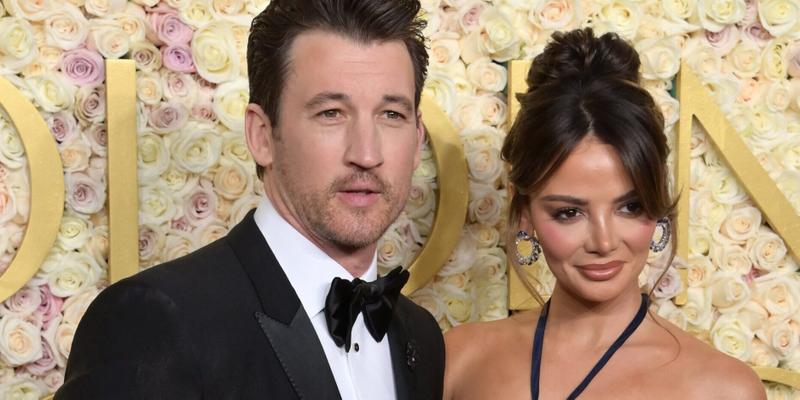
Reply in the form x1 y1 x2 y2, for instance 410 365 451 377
0 0 799 397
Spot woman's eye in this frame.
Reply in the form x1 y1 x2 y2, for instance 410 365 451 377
553 208 581 221
620 201 644 216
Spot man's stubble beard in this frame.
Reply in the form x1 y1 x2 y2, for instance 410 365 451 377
277 165 410 250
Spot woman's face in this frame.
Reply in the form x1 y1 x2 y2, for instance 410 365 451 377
521 135 657 303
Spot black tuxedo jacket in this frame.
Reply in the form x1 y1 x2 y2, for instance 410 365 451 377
55 212 444 399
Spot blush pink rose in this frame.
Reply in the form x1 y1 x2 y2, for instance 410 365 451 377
184 182 218 226
38 285 63 330
147 6 194 46
60 48 104 86
24 337 58 375
742 22 773 47
147 101 188 133
161 45 196 73
46 111 78 145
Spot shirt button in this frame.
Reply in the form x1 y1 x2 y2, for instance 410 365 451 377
354 343 360 352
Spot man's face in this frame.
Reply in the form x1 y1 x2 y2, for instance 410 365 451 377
258 30 423 250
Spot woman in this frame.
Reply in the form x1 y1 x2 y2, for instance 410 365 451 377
443 28 765 399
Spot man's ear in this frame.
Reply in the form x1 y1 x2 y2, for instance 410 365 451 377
412 109 425 169
245 103 275 169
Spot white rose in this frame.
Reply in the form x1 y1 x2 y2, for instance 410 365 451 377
437 282 476 325
137 132 170 181
457 1 485 33
88 19 130 59
749 338 780 367
477 7 519 61
55 321 76 361
753 273 800 319
213 78 248 132
213 157 252 200
192 21 239 84
593 0 641 40
530 0 576 30
84 224 109 266
0 17 37 74
686 254 714 287
453 96 483 130
697 0 746 32
0 128 25 170
466 146 502 184
160 163 198 199
56 214 91 251
638 38 681 81
776 136 800 172
764 80 793 112
711 313 753 361
25 73 76 113
711 242 753 275
468 183 505 226
658 299 689 330
60 136 92 173
221 130 251 166
775 170 800 212
136 71 163 105
702 74 740 113
707 166 747 205
684 38 722 79
0 377 42 399
762 37 791 82
163 230 198 261
404 178 435 219
757 319 799 358
750 228 788 272
377 228 414 270
682 287 714 329
3 0 50 20
438 233 477 276
690 188 730 231
61 287 100 325
139 182 180 226
477 94 507 127
168 123 222 173
409 287 445 322
423 71 458 116
179 0 214 29
428 32 461 69
44 4 89 51
466 58 507 93
472 247 507 285
47 252 103 297
728 38 762 78
460 125 504 154
228 194 260 226
758 0 799 37
112 7 147 42
719 205 761 242
0 316 42 366
477 281 508 321
196 219 227 245
709 271 751 312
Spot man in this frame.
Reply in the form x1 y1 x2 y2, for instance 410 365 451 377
55 0 443 398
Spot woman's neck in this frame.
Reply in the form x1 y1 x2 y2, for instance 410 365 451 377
544 283 646 350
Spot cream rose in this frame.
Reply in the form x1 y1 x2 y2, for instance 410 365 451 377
428 32 461 68
85 0 126 17
47 252 103 297
719 205 761 242
61 287 100 325
757 319 799 358
112 8 147 42
409 287 445 322
709 271 751 312
136 72 163 105
129 41 162 73
55 214 91 251
213 158 252 200
682 287 714 330
776 137 800 172
710 313 753 361
179 0 215 29
637 37 681 80
196 220 227 245
748 338 779 367
44 4 89 50
0 17 37 73
404 178 436 219
192 21 239 84
592 0 641 40
657 300 688 330
728 39 762 78
762 38 791 82
530 0 576 30
423 71 458 116
88 19 130 59
138 223 165 262
466 59 507 93
453 96 483 130
162 70 198 108
139 182 180 226
137 132 170 181
0 315 42 366
477 7 520 61
213 79 248 132
468 183 505 226
750 228 788 272
753 273 800 318
472 247 507 284
707 166 747 205
228 194 261 225
0 377 42 399
684 39 722 79
163 230 198 261
764 80 793 112
0 127 25 170
697 0 746 32
758 0 799 37
377 228 413 270
221 130 251 166
168 123 222 173
25 73 76 113
437 283 475 325
55 321 76 361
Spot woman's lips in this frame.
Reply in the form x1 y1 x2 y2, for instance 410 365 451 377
575 260 624 281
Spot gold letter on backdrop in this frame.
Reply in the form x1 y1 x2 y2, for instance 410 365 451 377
0 78 64 302
106 60 139 284
403 94 469 295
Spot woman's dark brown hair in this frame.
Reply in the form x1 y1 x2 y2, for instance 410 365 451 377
247 0 428 178
502 28 677 300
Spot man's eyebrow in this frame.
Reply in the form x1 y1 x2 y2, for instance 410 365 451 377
381 94 414 113
305 92 350 109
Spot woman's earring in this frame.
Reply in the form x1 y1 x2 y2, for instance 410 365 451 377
515 230 542 265
650 218 671 253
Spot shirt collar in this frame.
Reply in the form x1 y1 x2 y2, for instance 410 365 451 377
253 196 378 318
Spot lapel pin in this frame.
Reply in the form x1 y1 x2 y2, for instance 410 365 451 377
405 341 418 371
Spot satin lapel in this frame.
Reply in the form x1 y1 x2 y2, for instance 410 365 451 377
256 309 341 400
387 299 418 400
226 211 340 400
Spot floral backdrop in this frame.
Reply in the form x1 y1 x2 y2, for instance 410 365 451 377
0 0 798 397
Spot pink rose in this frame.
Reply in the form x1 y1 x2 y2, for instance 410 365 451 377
704 26 739 55
788 45 800 78
161 45 196 73
458 2 485 33
25 337 58 375
740 0 759 26
46 111 78 145
171 217 191 232
147 6 193 46
60 48 104 86
86 124 107 156
65 172 106 215
138 224 164 262
184 181 218 226
147 101 188 133
3 286 41 316
75 85 106 124
37 285 63 329
192 104 217 123
742 23 773 47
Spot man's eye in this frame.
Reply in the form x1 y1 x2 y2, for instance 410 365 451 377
320 109 341 119
384 110 405 120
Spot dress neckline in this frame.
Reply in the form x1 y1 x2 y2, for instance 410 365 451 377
530 293 649 400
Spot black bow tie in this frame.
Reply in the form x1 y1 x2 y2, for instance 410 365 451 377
324 267 409 351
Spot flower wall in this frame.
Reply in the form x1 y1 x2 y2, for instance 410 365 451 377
0 0 798 397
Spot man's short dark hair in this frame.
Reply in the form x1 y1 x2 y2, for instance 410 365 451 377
247 0 429 178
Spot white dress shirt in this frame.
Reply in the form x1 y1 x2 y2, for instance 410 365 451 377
253 197 397 400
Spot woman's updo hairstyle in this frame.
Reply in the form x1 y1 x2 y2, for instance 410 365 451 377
502 28 675 226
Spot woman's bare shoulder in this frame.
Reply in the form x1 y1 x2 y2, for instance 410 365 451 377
658 320 766 399
445 309 539 358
